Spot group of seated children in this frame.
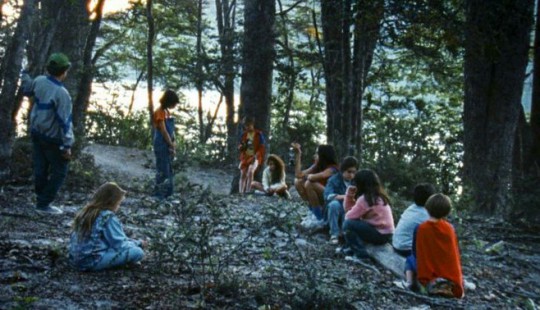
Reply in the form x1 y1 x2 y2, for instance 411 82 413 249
68 135 464 298
289 144 464 298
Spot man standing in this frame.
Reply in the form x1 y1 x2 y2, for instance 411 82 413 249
22 53 74 214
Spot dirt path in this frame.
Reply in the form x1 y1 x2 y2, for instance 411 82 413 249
83 143 233 195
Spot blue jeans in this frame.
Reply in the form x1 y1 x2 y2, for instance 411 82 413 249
32 136 69 208
90 246 144 271
327 200 345 238
153 118 175 198
343 219 392 258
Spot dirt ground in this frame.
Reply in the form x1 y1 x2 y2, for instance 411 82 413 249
1 144 539 309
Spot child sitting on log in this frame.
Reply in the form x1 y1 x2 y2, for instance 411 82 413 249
342 169 394 259
392 183 436 257
404 193 464 298
69 182 146 271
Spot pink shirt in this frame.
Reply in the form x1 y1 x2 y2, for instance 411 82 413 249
344 190 395 234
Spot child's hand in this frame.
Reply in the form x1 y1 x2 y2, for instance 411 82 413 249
335 194 346 201
290 142 301 153
346 186 357 197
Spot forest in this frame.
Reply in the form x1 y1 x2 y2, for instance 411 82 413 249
0 0 539 308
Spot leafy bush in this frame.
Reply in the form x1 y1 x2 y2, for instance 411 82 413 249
85 102 152 149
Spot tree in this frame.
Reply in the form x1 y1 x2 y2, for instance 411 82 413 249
463 0 534 215
0 0 35 180
215 0 238 161
239 0 276 136
72 0 106 140
319 0 384 157
230 0 275 193
146 0 155 125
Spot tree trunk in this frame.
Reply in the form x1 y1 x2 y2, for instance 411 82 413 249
0 0 36 181
15 1 65 131
216 0 237 162
239 0 275 136
146 0 155 125
350 0 384 157
48 0 90 99
320 0 344 146
232 0 275 193
531 0 540 174
196 0 205 143
463 0 534 216
72 0 106 145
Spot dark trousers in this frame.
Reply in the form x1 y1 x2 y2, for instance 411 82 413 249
32 136 69 208
343 219 392 258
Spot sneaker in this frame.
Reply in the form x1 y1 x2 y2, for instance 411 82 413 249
335 246 353 256
329 236 339 245
393 280 413 290
35 205 63 215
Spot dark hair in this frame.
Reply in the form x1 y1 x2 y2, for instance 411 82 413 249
413 183 436 206
243 116 255 127
340 156 358 172
425 193 451 219
47 64 70 77
160 89 179 109
267 154 285 184
352 169 390 206
316 145 338 171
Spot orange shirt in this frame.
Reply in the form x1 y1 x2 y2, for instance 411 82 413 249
416 220 464 298
153 108 169 128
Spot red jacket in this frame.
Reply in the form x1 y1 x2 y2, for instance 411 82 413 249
416 220 464 298
239 129 265 167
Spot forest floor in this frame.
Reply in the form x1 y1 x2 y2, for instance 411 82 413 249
1 143 540 309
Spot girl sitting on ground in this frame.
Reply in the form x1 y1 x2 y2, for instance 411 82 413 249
403 193 464 298
69 182 146 271
251 154 290 198
292 142 338 221
342 169 394 259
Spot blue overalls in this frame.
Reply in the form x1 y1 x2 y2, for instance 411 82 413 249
153 117 175 198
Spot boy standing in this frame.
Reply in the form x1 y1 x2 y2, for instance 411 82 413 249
22 53 74 215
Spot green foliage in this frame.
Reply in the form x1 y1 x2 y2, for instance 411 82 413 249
85 100 152 149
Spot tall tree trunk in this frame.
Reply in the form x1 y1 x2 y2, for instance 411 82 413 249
72 0 106 145
320 0 344 146
350 0 384 157
0 0 36 181
277 0 296 134
196 0 205 143
216 0 237 161
463 0 534 216
16 1 65 131
232 0 275 194
239 0 275 136
146 0 155 125
48 0 90 99
531 0 540 174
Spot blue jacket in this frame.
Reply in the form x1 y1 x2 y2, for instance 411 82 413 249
69 210 142 271
323 173 349 205
22 72 74 149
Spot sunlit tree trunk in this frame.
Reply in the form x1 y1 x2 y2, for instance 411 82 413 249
196 0 205 143
72 0 106 145
146 0 155 125
216 0 238 161
0 0 36 181
463 0 533 216
531 0 540 174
